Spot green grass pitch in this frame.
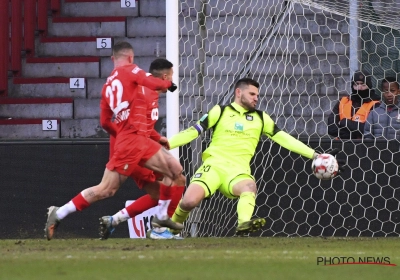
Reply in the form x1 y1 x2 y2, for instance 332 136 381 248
1 237 399 280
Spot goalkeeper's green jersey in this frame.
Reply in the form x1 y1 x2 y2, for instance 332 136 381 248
169 102 315 167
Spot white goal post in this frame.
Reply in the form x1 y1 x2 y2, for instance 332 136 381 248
166 0 400 237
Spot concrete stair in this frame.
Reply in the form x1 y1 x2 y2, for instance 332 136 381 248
22 57 100 78
48 16 126 37
0 98 73 119
36 37 112 57
8 77 86 98
5 3 135 139
3 0 351 139
0 119 60 139
62 0 138 17
61 118 107 138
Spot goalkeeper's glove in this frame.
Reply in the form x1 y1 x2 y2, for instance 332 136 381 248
325 148 346 176
168 82 177 92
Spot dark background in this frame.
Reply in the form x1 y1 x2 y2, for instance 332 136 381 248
0 139 399 239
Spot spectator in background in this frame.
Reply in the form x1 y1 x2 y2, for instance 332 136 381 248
364 77 400 140
327 71 380 139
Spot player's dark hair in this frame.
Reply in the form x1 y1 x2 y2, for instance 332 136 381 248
112 41 133 56
149 58 173 77
234 78 259 90
382 77 399 89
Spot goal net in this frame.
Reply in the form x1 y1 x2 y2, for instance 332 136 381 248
176 0 400 237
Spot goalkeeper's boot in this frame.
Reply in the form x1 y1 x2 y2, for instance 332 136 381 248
148 228 184 240
99 216 115 240
151 216 184 231
236 218 266 236
44 206 60 241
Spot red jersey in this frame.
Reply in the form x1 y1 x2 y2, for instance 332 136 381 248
100 63 171 137
140 85 162 141
106 85 162 159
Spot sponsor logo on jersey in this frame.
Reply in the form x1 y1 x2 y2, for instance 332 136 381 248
194 173 202 178
234 122 244 131
132 66 141 74
246 115 253 121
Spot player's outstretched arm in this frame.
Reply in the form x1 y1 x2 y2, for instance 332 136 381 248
262 112 316 159
270 131 316 159
132 66 173 92
169 126 200 149
169 104 222 149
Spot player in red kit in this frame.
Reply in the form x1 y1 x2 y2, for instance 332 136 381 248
98 58 185 240
44 42 185 240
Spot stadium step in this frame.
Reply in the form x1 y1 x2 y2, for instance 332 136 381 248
9 77 86 99
22 57 100 78
62 0 138 17
0 97 74 119
0 117 108 139
48 16 126 37
126 17 166 37
74 98 101 119
100 55 156 78
36 36 112 57
0 118 60 139
36 35 170 58
61 118 108 138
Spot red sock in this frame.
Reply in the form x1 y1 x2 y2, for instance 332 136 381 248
159 183 173 200
71 193 90 211
167 186 185 217
125 194 158 218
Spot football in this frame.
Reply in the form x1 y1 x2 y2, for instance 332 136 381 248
311 153 339 180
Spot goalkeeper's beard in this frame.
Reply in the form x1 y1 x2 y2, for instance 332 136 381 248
240 98 256 112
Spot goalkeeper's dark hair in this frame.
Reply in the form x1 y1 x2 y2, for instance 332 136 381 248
381 77 399 89
234 78 259 90
149 58 173 78
112 41 133 56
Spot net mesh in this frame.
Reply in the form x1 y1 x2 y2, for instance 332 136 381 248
176 0 400 237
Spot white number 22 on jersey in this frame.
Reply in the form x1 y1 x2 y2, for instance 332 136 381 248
105 79 129 115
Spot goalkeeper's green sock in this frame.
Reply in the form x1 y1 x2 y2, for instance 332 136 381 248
237 192 256 225
172 202 190 225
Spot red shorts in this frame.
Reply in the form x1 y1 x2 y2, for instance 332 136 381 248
106 133 161 177
130 166 163 189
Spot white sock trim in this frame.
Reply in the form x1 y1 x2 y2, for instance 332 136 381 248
56 201 76 220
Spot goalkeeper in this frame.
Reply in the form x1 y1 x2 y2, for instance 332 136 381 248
163 78 322 236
